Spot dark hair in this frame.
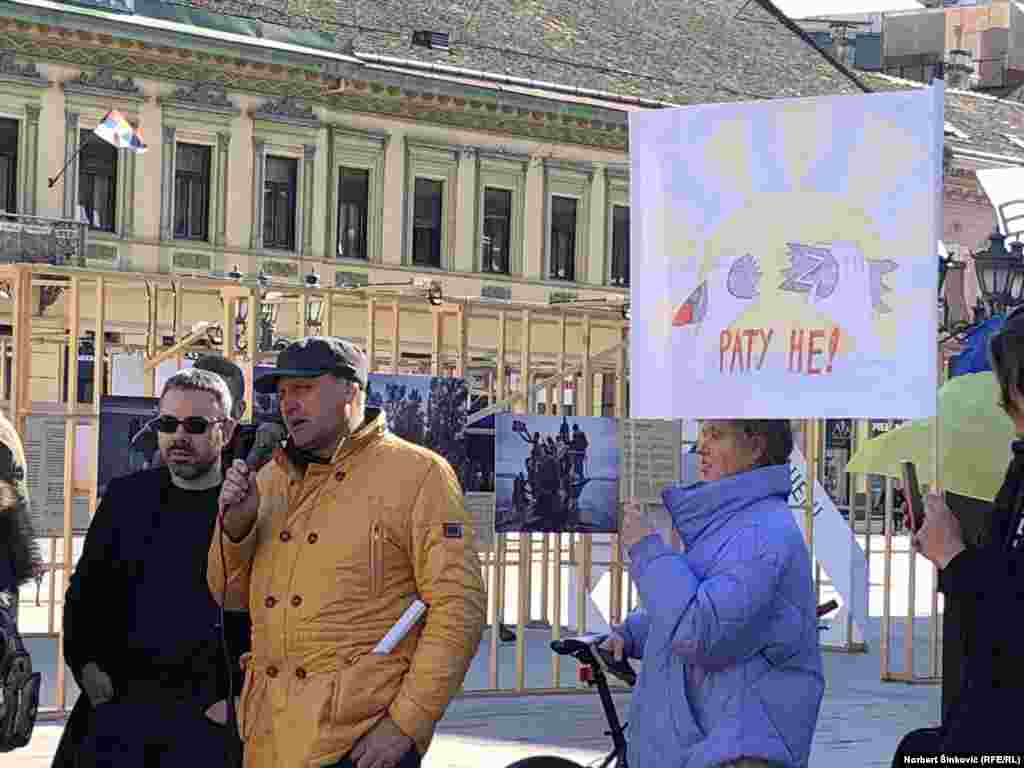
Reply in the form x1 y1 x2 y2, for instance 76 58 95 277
160 368 233 418
734 420 794 467
989 307 1024 417
193 355 245 418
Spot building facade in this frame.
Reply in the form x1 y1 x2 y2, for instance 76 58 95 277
0 0 876 407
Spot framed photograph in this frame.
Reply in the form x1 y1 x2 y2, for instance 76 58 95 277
366 374 490 492
97 395 159 497
495 414 619 534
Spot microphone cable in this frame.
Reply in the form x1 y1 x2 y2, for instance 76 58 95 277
218 522 242 768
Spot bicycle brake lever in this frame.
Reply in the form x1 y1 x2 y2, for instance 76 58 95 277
592 642 638 687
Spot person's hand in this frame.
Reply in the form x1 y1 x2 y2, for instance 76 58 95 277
912 490 966 570
204 698 240 725
808 240 879 359
349 716 415 768
620 499 658 557
80 661 114 706
219 459 259 540
600 632 627 663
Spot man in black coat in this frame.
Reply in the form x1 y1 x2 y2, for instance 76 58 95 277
892 443 1024 761
52 369 251 768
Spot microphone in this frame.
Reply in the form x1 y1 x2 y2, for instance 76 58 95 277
243 422 287 473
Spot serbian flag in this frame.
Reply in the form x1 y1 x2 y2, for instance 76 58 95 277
93 110 147 153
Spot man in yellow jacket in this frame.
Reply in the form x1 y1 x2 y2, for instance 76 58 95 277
211 336 486 768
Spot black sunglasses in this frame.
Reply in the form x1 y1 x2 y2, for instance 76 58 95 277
151 415 226 435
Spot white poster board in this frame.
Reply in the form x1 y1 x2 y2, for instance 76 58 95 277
629 84 943 419
790 446 868 643
22 416 91 535
111 352 145 396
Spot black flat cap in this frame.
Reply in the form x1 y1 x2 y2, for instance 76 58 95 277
254 336 368 394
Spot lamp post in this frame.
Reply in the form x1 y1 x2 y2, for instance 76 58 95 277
306 296 324 331
971 230 1024 317
258 297 280 351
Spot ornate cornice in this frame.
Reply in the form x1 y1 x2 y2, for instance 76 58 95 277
0 50 45 84
160 81 239 114
252 95 320 127
0 24 628 151
63 66 144 100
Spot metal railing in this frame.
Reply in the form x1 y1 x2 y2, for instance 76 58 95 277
0 212 88 266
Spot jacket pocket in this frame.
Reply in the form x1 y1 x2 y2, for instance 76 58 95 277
330 651 410 725
370 523 384 597
370 521 405 598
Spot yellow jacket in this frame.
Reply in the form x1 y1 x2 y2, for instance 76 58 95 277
208 409 487 767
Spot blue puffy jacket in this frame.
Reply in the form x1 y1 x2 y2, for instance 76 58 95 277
614 464 824 768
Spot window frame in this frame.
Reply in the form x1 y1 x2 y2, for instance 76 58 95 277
0 58 47 217
336 166 370 261
63 79 144 239
606 167 631 287
411 176 444 269
262 154 299 252
159 85 238 251
549 194 579 282
481 186 513 275
609 204 630 287
325 126 386 264
404 141 458 270
0 118 19 214
77 127 118 234
173 142 212 242
250 99 320 258
476 151 527 276
543 160 592 284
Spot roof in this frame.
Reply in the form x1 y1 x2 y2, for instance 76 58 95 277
184 0 867 104
864 72 1024 164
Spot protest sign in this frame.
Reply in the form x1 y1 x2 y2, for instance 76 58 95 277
629 84 943 419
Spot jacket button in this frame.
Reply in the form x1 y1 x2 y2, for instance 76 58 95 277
291 595 302 607
295 667 307 680
307 532 318 544
335 470 346 481
279 530 292 542
265 596 277 608
266 665 279 678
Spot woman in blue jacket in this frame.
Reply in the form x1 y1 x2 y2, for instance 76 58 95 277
605 419 823 768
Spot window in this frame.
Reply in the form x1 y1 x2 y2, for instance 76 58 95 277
550 195 577 281
79 129 117 232
337 167 369 260
263 156 297 251
412 178 443 268
0 119 18 214
482 187 511 274
174 143 210 241
611 205 630 287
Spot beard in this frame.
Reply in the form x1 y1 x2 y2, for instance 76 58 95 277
161 442 219 480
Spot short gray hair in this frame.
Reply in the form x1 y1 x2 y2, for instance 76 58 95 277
160 368 233 418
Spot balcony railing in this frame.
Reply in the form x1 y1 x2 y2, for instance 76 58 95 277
0 213 88 266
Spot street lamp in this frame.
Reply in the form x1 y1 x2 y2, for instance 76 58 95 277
427 281 444 307
306 296 324 329
971 230 1024 317
258 296 280 351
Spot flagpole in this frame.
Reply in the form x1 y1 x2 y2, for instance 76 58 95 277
47 130 97 190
